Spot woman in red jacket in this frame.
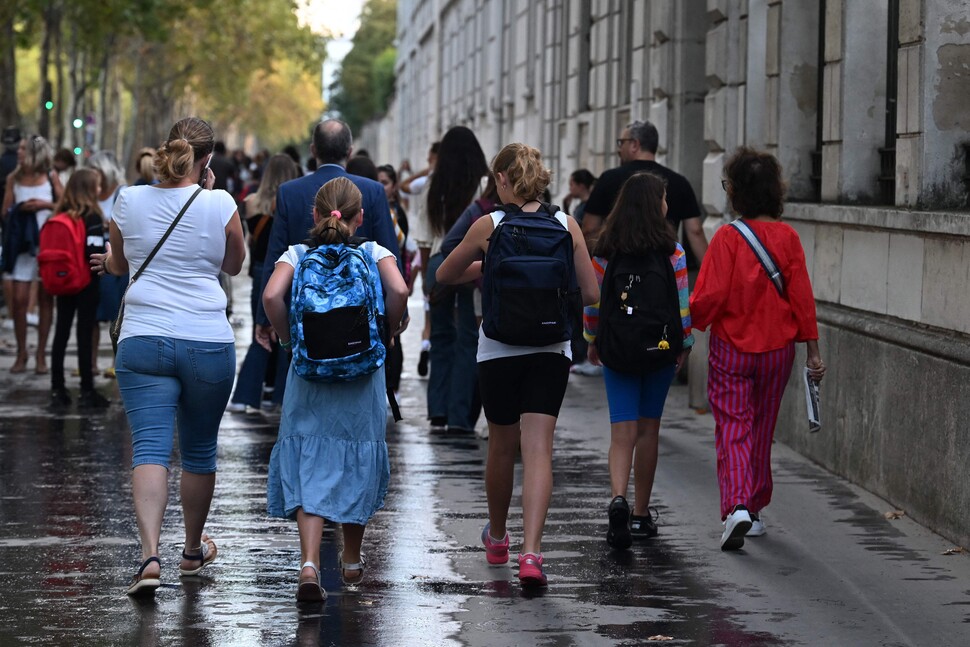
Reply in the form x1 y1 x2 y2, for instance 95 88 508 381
690 148 826 551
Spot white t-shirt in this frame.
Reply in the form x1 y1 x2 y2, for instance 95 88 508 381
476 210 573 363
113 185 238 343
278 240 394 269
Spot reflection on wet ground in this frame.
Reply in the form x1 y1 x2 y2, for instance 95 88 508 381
1 291 968 646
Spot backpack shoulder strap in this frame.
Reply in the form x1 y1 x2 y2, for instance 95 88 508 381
729 220 784 296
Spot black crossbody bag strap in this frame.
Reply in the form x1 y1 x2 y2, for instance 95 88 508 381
729 219 785 297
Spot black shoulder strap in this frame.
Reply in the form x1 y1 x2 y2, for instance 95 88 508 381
729 219 785 297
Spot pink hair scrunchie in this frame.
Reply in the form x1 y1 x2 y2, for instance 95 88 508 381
330 210 342 220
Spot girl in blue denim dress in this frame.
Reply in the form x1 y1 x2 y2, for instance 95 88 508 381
262 177 409 602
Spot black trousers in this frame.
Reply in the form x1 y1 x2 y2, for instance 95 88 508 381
51 278 100 391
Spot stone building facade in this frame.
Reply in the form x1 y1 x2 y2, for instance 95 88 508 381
362 0 970 547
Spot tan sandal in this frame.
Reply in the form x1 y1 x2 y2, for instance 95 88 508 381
297 561 326 602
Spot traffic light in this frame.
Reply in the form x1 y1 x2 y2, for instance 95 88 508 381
73 118 83 129
73 147 82 155
44 101 54 110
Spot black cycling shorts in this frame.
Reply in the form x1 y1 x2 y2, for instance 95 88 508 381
478 353 571 425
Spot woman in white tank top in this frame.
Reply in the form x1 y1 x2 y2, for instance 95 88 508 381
1 134 62 373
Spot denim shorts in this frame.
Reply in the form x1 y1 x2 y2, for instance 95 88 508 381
116 336 235 473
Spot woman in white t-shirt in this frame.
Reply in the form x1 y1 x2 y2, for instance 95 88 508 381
91 117 245 597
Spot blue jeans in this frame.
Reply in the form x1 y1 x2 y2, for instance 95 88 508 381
427 287 478 428
230 264 283 407
117 336 235 473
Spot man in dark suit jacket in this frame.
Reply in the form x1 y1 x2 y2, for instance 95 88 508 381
255 119 401 348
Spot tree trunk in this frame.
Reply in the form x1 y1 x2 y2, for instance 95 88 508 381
38 3 58 139
0 3 20 129
53 4 64 148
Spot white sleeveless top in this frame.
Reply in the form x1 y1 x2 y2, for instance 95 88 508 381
476 210 572 363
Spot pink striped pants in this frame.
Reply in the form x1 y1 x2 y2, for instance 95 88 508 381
708 334 795 520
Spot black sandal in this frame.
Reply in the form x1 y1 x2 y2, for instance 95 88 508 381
126 556 161 597
179 536 217 577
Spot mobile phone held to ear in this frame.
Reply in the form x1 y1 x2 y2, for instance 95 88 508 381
199 153 213 188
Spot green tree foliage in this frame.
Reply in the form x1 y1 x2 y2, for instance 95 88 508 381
6 0 325 163
329 0 396 132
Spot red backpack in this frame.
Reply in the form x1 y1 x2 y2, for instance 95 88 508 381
37 213 91 296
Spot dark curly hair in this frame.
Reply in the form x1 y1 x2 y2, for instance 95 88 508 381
724 147 786 219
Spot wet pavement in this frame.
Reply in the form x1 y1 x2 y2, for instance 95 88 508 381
1 279 969 647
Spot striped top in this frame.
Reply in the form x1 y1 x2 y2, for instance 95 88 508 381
583 243 694 349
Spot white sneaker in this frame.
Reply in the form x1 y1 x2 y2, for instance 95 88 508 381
747 513 766 537
570 361 603 377
226 402 247 413
26 312 39 327
720 505 752 551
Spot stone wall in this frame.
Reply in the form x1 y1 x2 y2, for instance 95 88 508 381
385 0 970 547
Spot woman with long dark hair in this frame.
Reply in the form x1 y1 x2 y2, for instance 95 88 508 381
583 172 694 549
424 126 489 431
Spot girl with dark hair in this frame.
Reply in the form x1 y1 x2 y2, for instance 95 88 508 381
424 126 489 431
48 168 108 408
691 147 825 550
583 172 694 549
262 177 408 602
437 143 598 586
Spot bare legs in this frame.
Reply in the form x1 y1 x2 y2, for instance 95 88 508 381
10 281 30 371
484 413 556 555
132 464 167 579
296 510 365 581
131 464 217 576
608 417 661 516
179 471 215 568
8 280 51 373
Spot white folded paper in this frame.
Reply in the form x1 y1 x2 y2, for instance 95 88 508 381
803 367 821 433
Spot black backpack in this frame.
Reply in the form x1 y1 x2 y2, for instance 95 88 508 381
482 202 579 346
597 250 682 374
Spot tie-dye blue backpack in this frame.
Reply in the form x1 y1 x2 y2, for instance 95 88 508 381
290 242 386 382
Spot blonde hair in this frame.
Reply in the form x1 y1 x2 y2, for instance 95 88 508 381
136 147 156 183
491 143 551 202
309 177 362 244
250 154 300 217
153 117 214 183
12 134 53 181
55 168 103 221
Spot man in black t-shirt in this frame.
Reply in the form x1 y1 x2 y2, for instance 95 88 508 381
583 120 708 264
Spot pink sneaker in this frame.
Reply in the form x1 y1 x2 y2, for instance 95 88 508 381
517 552 547 586
481 523 510 564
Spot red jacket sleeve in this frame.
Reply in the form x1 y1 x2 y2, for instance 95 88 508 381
689 228 734 331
